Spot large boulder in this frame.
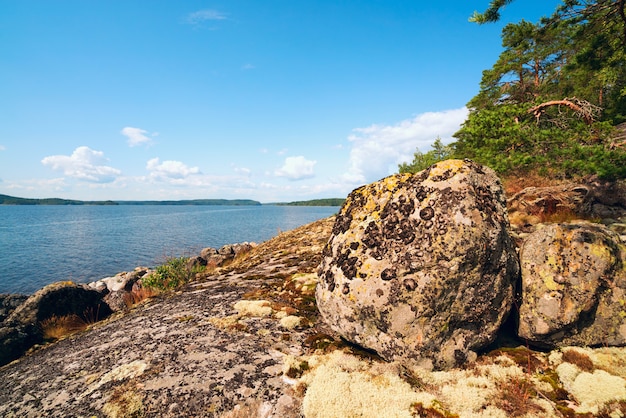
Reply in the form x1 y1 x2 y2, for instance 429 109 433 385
316 160 519 370
0 281 111 366
518 222 626 347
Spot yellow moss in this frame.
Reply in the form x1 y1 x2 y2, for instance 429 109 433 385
233 300 273 317
102 388 144 418
427 159 465 178
540 255 561 291
588 241 615 263
279 315 302 330
572 371 626 414
556 356 626 414
208 315 243 330
300 351 435 418
98 361 148 386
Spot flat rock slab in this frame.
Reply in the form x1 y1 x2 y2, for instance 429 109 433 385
0 217 335 418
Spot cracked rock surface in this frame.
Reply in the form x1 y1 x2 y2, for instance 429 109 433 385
0 217 335 418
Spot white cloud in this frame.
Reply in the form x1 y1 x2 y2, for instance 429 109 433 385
275 156 317 181
233 166 251 176
341 107 468 184
186 9 228 25
241 63 255 70
41 146 121 183
121 127 153 147
0 145 6 151
146 157 201 180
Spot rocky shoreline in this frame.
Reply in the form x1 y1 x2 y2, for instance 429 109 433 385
1 167 626 417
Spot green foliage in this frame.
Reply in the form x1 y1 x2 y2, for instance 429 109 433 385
142 257 200 291
453 1 626 180
453 103 625 179
399 137 454 174
469 0 516 24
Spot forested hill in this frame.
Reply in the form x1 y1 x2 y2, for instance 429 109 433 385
0 194 261 206
0 194 117 205
116 199 261 206
273 198 345 207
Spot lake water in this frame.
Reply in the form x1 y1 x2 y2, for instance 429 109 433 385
0 205 339 294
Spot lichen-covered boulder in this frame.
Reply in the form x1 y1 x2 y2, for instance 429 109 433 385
518 222 626 347
316 159 519 370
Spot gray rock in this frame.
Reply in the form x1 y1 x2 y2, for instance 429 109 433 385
0 281 112 366
518 222 626 347
0 294 28 323
316 159 519 370
187 255 207 271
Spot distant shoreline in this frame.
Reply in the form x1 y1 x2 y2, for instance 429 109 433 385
0 193 344 207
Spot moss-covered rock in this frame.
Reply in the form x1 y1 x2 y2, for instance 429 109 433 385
316 159 519 370
518 222 626 347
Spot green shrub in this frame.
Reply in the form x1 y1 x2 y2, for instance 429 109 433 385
142 256 200 291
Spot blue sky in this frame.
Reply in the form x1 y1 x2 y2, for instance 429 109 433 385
1 0 561 203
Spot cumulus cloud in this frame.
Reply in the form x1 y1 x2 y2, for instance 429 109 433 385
275 156 317 181
186 9 228 25
146 157 201 180
121 127 153 147
41 147 121 183
342 107 468 184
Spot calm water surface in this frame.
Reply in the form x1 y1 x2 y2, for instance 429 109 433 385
0 205 338 294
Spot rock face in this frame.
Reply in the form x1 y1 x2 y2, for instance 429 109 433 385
518 222 626 347
316 159 519 369
508 184 593 221
507 180 626 224
0 281 111 366
0 294 28 323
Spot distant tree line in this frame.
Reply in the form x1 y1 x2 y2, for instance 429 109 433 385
0 194 117 205
277 198 345 207
0 194 261 206
116 199 261 206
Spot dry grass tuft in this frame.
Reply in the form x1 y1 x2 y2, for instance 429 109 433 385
40 314 89 341
490 376 545 417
